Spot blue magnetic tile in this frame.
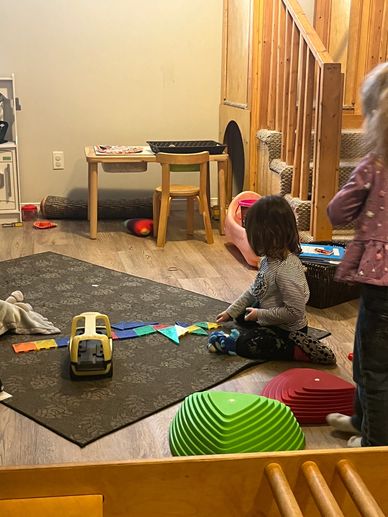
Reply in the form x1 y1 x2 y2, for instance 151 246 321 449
55 337 69 348
115 329 138 340
112 321 159 331
175 321 190 327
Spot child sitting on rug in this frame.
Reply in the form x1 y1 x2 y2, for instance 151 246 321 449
209 195 335 365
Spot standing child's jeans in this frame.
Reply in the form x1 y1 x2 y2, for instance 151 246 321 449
352 284 388 446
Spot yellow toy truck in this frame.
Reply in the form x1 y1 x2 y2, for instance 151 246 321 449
69 312 113 379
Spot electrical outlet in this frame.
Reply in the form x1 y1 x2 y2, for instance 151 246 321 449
52 151 64 170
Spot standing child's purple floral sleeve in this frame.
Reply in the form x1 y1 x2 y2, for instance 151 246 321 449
327 156 374 226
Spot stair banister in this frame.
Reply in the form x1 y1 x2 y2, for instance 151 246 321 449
261 0 343 240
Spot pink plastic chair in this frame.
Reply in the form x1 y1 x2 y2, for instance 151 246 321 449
224 191 261 267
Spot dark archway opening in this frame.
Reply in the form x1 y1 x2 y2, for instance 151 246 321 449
223 121 245 196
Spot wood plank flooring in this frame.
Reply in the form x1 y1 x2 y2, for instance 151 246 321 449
0 216 359 466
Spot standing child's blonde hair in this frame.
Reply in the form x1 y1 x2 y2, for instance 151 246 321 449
361 62 388 166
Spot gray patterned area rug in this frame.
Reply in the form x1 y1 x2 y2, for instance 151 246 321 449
0 252 267 447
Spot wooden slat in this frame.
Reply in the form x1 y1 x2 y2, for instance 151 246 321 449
285 22 300 165
380 0 388 62
344 0 363 107
311 63 342 240
367 0 385 70
314 0 332 48
291 38 307 198
354 0 373 114
302 461 344 517
267 0 279 129
336 460 385 517
265 463 303 517
275 0 286 131
248 0 263 192
221 0 229 103
281 11 293 161
257 0 274 128
300 49 315 200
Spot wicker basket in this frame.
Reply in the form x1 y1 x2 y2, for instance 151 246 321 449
302 241 360 308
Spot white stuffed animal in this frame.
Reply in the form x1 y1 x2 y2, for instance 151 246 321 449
0 291 60 336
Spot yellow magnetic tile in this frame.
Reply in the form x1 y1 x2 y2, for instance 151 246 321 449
35 339 58 350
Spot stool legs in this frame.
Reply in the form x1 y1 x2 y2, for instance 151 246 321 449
187 197 195 236
152 191 160 238
156 191 170 248
198 192 214 245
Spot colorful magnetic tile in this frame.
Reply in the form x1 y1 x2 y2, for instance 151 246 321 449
111 330 119 340
175 321 190 328
114 329 138 340
153 323 169 330
185 325 208 335
191 328 208 336
194 321 220 330
175 325 190 337
193 322 209 329
55 337 69 348
134 325 156 336
157 326 180 345
35 339 58 350
112 321 159 331
13 342 38 353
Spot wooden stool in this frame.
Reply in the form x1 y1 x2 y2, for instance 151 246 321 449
153 152 214 247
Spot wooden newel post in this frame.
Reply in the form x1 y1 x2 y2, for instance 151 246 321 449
311 62 343 240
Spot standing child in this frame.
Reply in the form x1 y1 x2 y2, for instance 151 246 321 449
208 195 335 365
326 62 388 447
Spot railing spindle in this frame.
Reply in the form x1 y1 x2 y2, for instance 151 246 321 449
276 0 286 131
336 460 385 517
265 463 303 517
281 11 293 161
267 0 279 129
302 461 345 517
300 48 315 200
291 38 307 197
286 22 300 165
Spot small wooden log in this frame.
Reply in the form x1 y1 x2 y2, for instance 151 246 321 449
40 195 153 220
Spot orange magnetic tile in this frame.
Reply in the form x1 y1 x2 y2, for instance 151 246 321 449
35 339 58 350
12 342 38 353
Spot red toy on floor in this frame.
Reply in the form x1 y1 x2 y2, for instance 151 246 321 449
123 218 153 237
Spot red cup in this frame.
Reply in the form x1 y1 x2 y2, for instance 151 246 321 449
21 204 38 221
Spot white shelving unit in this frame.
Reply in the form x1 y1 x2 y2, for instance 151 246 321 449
0 74 21 223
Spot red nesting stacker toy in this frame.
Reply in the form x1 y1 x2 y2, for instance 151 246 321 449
261 368 355 424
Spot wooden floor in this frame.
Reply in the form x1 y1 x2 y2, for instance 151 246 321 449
0 215 359 467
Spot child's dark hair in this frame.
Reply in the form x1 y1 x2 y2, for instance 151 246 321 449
245 195 301 259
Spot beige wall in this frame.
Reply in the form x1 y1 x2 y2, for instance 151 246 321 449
298 0 315 23
0 0 223 202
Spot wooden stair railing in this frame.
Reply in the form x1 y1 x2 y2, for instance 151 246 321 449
258 0 343 239
265 459 385 516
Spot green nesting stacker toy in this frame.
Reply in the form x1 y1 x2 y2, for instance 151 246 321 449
169 391 305 456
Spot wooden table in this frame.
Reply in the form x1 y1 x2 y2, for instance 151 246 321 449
85 146 228 240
